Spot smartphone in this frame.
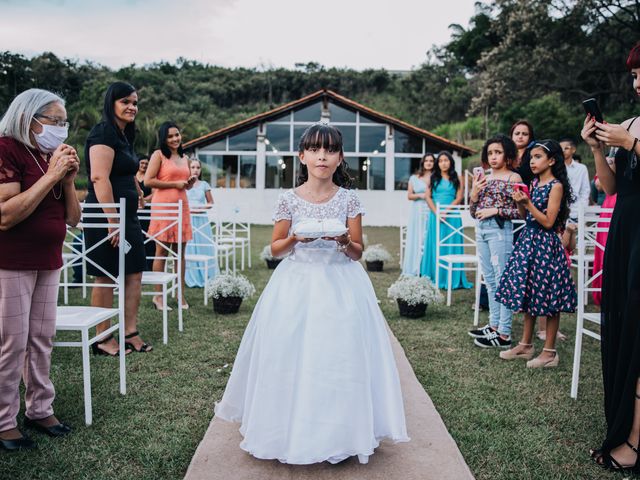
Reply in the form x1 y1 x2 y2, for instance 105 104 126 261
472 166 485 179
124 240 132 254
513 183 530 197
582 98 604 123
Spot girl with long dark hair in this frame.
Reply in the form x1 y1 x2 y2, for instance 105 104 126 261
214 123 409 464
420 151 472 289
495 139 576 368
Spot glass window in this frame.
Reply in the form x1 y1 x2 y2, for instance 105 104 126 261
203 138 226 151
293 102 322 122
221 155 238 188
340 125 356 152
239 155 256 188
293 125 308 150
395 129 423 153
359 126 386 153
197 153 224 187
359 112 378 124
425 141 441 157
228 127 258 151
343 156 385 190
329 102 356 123
394 156 422 190
265 155 295 189
265 123 291 152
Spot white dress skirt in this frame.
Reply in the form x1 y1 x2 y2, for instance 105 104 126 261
214 188 409 465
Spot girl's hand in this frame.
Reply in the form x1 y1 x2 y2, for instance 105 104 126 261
138 195 146 209
293 234 316 243
475 207 498 220
512 190 530 206
186 175 197 190
594 120 635 150
174 180 190 190
581 115 603 149
471 176 487 195
322 232 349 244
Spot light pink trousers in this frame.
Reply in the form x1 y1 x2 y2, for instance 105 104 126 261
0 269 59 431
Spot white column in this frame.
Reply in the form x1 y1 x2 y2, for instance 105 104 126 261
385 125 395 191
256 123 266 191
452 150 463 176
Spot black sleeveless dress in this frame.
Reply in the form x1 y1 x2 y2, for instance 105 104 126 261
600 118 640 452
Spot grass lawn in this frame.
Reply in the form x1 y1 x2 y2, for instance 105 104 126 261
0 225 622 479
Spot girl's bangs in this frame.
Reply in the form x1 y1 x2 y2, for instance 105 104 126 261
300 124 343 152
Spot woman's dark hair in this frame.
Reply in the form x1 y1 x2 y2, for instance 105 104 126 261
102 81 136 145
531 139 575 230
189 157 203 180
296 123 353 188
509 120 535 142
627 42 640 70
481 134 517 169
430 151 460 192
418 153 436 176
158 121 184 158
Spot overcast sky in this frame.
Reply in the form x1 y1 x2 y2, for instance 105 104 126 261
0 0 481 70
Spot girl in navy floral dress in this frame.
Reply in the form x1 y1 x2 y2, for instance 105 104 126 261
495 140 577 368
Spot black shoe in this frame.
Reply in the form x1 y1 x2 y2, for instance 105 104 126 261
0 434 36 451
468 324 495 339
474 331 512 349
23 417 72 438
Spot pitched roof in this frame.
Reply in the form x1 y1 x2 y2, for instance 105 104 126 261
183 89 475 156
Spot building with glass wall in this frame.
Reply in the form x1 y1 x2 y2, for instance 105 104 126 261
184 90 474 226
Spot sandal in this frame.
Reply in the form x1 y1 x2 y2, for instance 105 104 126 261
91 334 128 357
124 331 153 353
592 392 640 470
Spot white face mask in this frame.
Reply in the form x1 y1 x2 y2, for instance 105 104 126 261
33 118 68 153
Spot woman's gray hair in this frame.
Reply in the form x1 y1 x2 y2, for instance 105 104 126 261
0 88 65 148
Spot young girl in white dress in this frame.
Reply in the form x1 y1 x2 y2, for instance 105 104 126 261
214 123 409 465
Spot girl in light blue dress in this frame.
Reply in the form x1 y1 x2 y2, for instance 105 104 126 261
420 151 473 289
185 159 219 287
402 154 434 275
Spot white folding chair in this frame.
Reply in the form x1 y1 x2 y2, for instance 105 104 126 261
186 205 221 306
217 221 250 270
399 225 407 266
61 224 87 304
138 201 184 344
54 199 127 426
571 204 614 399
435 204 480 315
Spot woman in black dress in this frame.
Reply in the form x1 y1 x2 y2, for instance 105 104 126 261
135 155 155 270
84 82 152 355
510 120 535 187
584 43 640 472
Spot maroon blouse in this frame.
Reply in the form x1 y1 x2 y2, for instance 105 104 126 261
0 137 66 270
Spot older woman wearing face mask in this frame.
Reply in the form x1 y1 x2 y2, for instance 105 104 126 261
0 88 81 450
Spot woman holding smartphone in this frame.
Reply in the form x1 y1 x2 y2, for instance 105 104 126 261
584 43 640 472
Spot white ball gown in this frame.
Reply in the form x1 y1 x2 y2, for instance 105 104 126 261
214 188 409 465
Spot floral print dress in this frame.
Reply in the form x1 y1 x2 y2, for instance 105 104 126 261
495 179 577 316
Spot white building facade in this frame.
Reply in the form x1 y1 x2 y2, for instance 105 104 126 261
185 90 473 226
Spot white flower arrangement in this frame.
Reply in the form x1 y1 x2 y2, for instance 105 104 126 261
387 275 444 306
259 245 286 261
206 273 256 300
362 244 393 263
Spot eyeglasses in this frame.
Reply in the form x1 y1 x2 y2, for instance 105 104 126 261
35 114 70 129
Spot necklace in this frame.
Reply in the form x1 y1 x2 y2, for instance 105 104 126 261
24 145 62 200
304 185 338 203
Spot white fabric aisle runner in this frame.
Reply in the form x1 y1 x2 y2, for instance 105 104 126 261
184 328 475 480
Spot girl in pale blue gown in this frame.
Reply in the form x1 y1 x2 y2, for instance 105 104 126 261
420 151 473 289
185 159 219 287
401 154 434 276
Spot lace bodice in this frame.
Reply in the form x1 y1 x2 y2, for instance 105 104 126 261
273 188 365 252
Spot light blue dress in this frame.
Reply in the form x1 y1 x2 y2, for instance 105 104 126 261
185 181 219 288
420 178 473 289
401 175 429 276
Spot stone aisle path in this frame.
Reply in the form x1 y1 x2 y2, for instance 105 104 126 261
184 330 475 480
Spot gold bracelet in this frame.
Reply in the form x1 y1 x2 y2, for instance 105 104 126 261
337 236 352 252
